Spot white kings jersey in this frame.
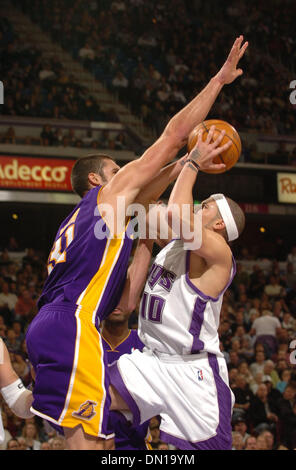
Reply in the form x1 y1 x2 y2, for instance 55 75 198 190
138 239 236 357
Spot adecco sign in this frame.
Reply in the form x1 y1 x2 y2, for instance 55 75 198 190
277 172 296 204
0 156 75 191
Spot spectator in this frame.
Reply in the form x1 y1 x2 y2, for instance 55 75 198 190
278 385 296 449
40 441 51 450
249 383 278 433
237 361 254 386
262 360 280 388
39 62 56 81
6 438 20 450
287 246 296 270
78 43 95 61
231 375 253 422
50 436 66 450
281 312 296 335
244 435 257 450
149 418 160 449
232 416 250 445
20 421 42 450
11 321 25 344
249 372 264 395
231 431 244 450
263 376 282 416
4 329 21 353
285 263 296 289
40 125 54 146
0 412 13 450
112 70 129 89
249 350 267 378
256 433 268 450
17 437 28 450
0 282 18 319
264 276 283 298
260 429 276 450
14 290 36 323
276 369 292 394
250 310 281 357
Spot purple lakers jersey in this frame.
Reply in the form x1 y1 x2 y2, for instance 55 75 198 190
38 185 133 325
102 329 145 365
102 330 151 450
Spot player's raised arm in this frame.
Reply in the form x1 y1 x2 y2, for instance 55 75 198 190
111 238 154 316
166 126 233 262
0 338 33 419
100 36 248 208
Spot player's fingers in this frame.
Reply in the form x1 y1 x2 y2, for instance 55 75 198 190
213 139 232 155
206 125 215 144
239 41 248 59
209 163 226 171
196 129 203 146
229 35 243 57
211 129 226 148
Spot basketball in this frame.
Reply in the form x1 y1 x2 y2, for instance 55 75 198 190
187 119 242 174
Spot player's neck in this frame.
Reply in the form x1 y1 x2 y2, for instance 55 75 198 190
101 322 130 348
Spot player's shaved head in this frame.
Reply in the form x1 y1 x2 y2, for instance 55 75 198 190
71 154 114 197
202 196 245 241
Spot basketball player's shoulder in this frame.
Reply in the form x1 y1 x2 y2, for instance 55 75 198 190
195 228 232 264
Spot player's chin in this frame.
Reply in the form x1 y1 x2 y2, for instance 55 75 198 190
107 310 127 322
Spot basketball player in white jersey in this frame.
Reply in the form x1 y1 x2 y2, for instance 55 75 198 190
109 126 246 450
0 338 33 445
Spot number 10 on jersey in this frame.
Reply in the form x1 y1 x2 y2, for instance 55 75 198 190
140 292 165 324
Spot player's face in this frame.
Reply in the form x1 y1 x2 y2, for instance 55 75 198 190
200 198 220 228
106 306 130 324
101 160 120 183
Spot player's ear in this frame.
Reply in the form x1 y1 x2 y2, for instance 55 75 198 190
88 172 102 187
213 218 226 232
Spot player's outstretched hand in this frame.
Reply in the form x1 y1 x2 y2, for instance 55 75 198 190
188 125 231 172
215 35 248 85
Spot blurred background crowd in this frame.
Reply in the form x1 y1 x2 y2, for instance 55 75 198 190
0 0 295 163
0 0 295 451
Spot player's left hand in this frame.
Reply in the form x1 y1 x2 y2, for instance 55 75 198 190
215 35 248 85
188 125 231 172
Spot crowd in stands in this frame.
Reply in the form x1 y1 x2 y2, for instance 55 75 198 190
0 2 295 164
0 15 118 123
15 0 296 142
0 232 295 450
0 124 130 152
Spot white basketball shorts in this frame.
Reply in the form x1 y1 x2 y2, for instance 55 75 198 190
109 348 235 450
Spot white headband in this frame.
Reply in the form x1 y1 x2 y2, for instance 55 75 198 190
210 193 239 242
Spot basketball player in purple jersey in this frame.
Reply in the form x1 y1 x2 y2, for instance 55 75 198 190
26 35 247 449
101 305 152 450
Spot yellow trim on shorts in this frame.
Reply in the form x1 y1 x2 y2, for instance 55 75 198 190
58 308 106 437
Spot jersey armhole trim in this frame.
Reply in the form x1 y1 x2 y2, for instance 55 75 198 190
97 186 131 239
185 251 236 302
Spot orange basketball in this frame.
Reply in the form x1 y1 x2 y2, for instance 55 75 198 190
187 119 241 174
